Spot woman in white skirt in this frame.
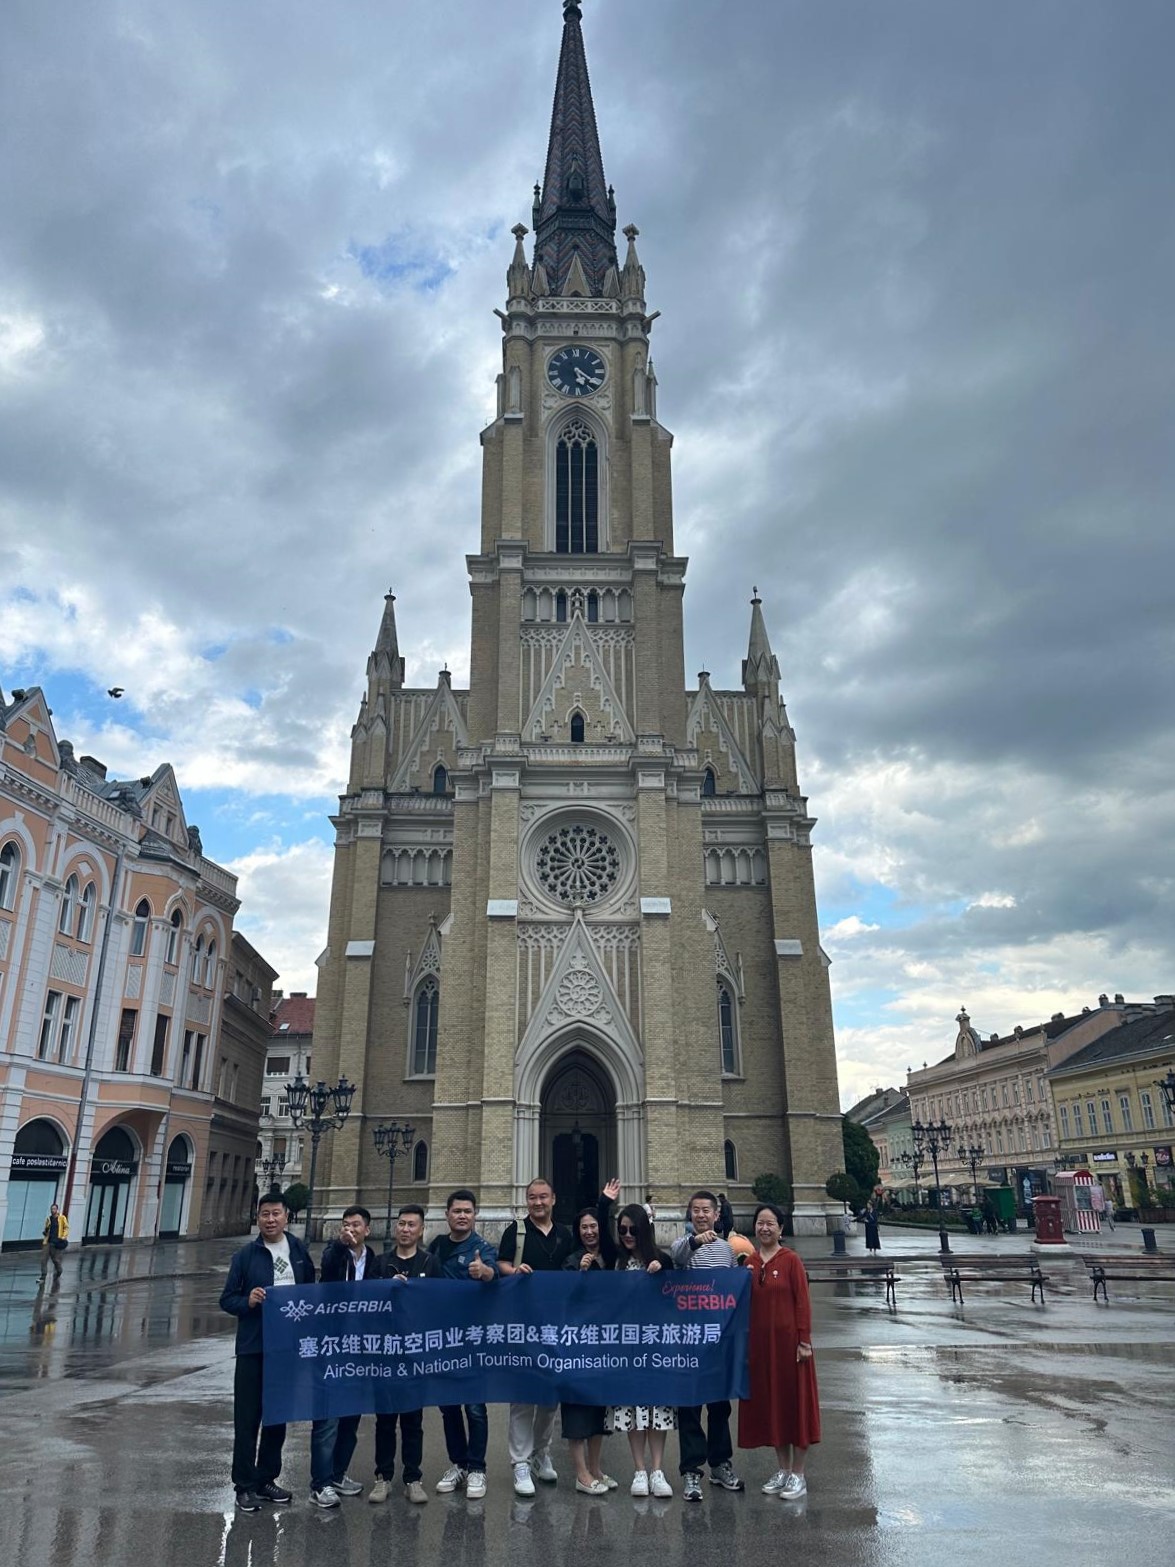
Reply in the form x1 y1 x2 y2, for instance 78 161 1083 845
606 1204 677 1497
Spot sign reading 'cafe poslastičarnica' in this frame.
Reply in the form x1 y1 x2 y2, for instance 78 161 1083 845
263 1269 749 1424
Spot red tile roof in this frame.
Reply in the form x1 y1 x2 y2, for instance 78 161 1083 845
271 993 315 1036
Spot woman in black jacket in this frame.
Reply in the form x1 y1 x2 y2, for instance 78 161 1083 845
560 1181 620 1493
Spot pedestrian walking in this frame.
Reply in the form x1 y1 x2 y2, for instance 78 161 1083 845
38 1202 69 1281
863 1201 881 1253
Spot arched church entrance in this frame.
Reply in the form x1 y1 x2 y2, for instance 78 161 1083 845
539 1050 616 1224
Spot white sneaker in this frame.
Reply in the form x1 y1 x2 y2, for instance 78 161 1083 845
779 1472 807 1499
513 1462 536 1497
630 1470 649 1497
762 1469 788 1494
436 1465 466 1493
466 1471 487 1499
532 1452 558 1483
333 1475 363 1497
649 1470 673 1498
309 1486 341 1509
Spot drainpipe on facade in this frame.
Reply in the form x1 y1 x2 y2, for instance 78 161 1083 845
62 844 126 1216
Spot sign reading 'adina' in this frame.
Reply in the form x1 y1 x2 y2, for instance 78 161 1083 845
263 1268 750 1424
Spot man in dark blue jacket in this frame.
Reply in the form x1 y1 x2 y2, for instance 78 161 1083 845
220 1190 316 1512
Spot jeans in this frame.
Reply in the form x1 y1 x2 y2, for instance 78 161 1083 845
677 1402 733 1475
232 1355 287 1491
441 1404 488 1471
310 1414 361 1491
374 1410 424 1483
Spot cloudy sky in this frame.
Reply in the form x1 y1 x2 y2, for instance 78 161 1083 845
3 1 1173 1107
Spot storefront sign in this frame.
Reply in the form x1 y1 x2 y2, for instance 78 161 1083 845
10 1153 68 1174
986 1167 1008 1184
1091 1150 1117 1164
166 1161 192 1177
95 1159 138 1178
1153 1146 1172 1168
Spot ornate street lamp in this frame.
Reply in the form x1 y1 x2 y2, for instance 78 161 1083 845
285 1073 355 1241
1154 1067 1175 1119
956 1142 985 1202
372 1121 416 1246
259 1152 286 1192
915 1118 954 1253
896 1146 925 1207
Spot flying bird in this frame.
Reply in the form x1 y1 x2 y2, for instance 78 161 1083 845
107 687 124 699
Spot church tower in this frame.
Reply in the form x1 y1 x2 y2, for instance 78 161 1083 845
314 0 843 1233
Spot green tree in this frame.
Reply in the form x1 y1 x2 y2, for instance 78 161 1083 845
751 1172 794 1211
826 1171 865 1211
843 1115 880 1194
283 1182 310 1219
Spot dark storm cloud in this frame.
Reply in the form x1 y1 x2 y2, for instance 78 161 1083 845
1 1 1172 1079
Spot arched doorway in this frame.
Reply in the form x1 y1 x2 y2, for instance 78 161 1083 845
159 1135 193 1238
84 1126 139 1244
540 1051 616 1223
3 1120 68 1248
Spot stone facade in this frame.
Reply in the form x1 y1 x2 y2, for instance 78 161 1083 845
311 4 843 1233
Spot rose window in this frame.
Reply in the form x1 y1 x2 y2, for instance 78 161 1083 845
536 824 620 905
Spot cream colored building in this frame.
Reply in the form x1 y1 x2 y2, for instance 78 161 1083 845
907 998 1149 1207
311 3 843 1233
0 684 268 1246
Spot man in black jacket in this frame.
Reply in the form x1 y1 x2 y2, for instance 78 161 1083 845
309 1205 384 1508
219 1191 316 1512
369 1204 441 1505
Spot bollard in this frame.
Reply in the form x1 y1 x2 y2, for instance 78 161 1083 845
939 1227 951 1255
1141 1226 1158 1254
832 1229 846 1255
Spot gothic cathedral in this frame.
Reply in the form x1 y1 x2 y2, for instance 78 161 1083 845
314 2 843 1234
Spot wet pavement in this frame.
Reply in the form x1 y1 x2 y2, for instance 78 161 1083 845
0 1226 1171 1567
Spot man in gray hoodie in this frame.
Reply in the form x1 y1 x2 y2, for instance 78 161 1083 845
671 1190 746 1502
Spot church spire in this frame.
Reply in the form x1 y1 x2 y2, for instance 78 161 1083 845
534 0 618 298
367 590 405 699
742 586 781 703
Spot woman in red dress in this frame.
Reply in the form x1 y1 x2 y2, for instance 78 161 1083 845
738 1203 820 1499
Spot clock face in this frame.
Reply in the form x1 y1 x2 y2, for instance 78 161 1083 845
547 345 606 399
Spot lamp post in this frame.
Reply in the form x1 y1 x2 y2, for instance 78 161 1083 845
956 1142 985 1202
915 1118 954 1253
1125 1149 1150 1207
372 1121 416 1247
259 1152 286 1193
285 1073 355 1242
896 1146 925 1207
1155 1067 1175 1120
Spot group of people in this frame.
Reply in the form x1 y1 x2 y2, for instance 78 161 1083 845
220 1179 820 1515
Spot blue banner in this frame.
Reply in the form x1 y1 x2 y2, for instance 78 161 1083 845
263 1268 749 1423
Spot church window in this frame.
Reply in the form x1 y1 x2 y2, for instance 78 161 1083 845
718 981 739 1075
78 881 97 943
205 940 217 989
432 764 449 795
555 416 599 553
412 1139 429 1183
411 978 439 1076
555 591 568 623
702 767 717 797
569 711 586 744
191 935 203 985
130 898 152 958
586 591 599 622
0 841 19 910
59 876 79 935
724 1139 738 1181
536 824 620 905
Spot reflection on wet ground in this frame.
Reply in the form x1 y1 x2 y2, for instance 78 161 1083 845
0 1232 1172 1567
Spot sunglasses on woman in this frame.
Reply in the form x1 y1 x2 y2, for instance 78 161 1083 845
618 1224 637 1235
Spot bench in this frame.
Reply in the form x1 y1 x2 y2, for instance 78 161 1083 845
805 1261 900 1307
1081 1256 1175 1302
939 1258 1049 1306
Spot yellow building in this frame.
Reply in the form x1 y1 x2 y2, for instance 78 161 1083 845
0 684 273 1246
312 4 843 1232
1046 999 1175 1208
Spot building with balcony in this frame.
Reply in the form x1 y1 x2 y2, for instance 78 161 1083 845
256 991 315 1192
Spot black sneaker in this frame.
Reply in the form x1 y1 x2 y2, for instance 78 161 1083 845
257 1481 293 1504
236 1490 262 1513
709 1462 745 1492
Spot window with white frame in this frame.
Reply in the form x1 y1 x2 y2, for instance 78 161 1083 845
0 841 20 910
204 940 217 988
38 991 62 1060
1141 1091 1155 1130
1059 1104 1070 1139
58 994 81 1062
165 910 183 965
1100 1098 1113 1134
1118 1093 1133 1132
78 881 96 942
130 899 151 957
59 876 79 936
